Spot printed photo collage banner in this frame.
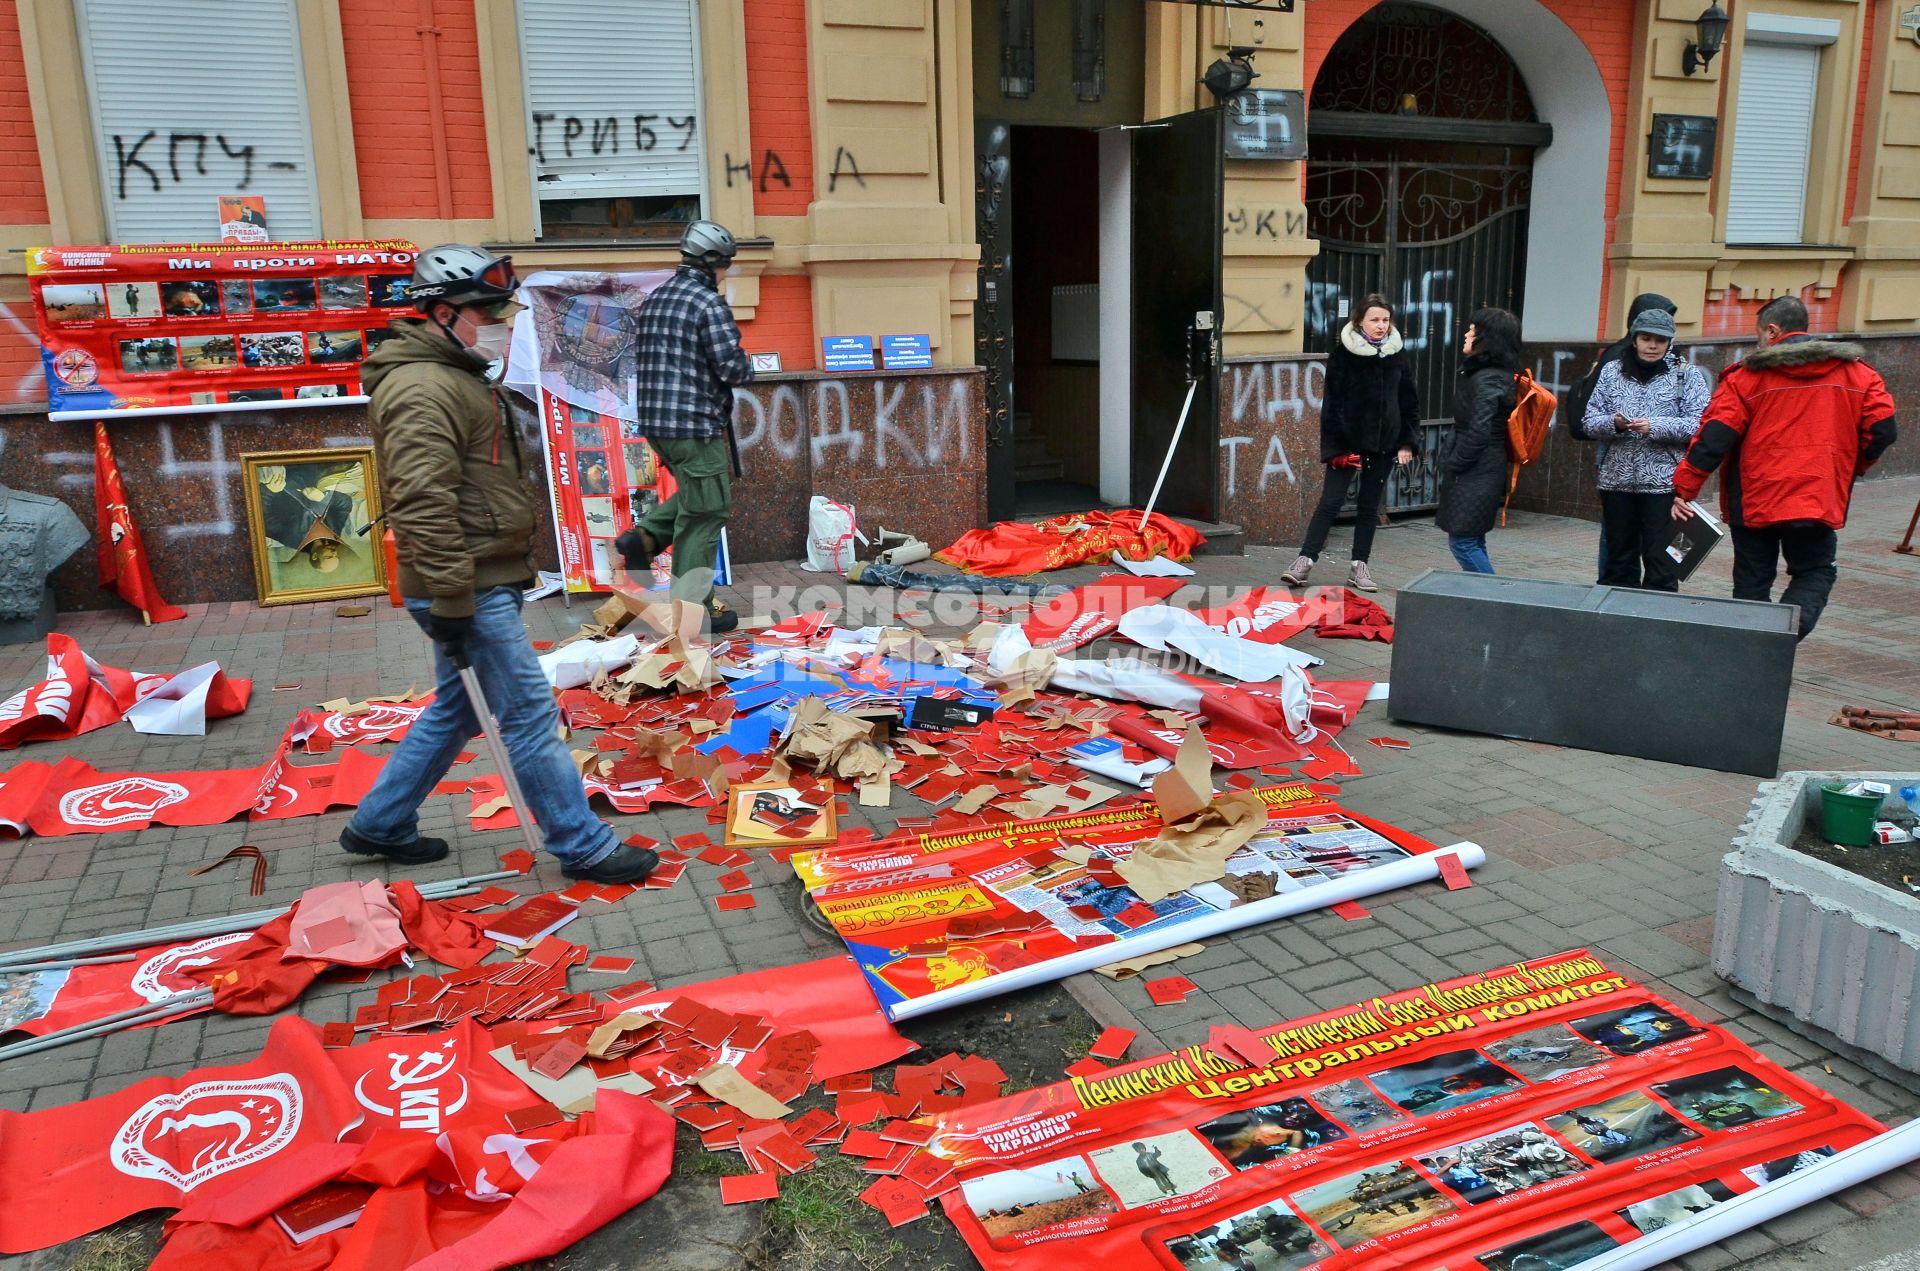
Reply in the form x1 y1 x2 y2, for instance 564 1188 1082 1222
919 950 1883 1271
28 241 421 418
791 786 1481 1022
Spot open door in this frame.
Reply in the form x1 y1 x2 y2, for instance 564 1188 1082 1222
1130 107 1224 521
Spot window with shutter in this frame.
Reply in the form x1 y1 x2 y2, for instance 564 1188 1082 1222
74 0 322 244
518 0 706 241
1725 26 1830 245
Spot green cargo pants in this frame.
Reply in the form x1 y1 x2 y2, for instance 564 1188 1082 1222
636 434 731 607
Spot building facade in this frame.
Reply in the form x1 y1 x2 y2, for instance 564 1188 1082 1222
0 0 1913 607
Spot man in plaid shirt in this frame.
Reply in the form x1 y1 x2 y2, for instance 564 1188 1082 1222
618 220 752 631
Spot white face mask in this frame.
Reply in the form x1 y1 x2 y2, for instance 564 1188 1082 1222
469 321 513 363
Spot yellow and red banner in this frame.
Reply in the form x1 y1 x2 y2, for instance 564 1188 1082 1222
28 240 418 418
929 951 1886 1270
792 786 1478 1021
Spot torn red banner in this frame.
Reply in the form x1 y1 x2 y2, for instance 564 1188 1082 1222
0 722 383 837
1022 575 1184 653
1191 586 1315 646
293 700 432 754
0 634 250 749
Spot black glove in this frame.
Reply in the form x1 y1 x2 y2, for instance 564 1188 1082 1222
422 612 472 659
614 527 657 570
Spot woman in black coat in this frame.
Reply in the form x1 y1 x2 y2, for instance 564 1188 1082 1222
1281 294 1419 593
1434 307 1522 574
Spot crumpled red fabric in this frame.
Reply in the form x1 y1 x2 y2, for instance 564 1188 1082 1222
1309 587 1395 642
389 880 501 970
937 510 1206 577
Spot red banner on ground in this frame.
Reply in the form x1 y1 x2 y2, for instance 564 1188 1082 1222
95 422 189 621
792 787 1469 1021
29 241 418 417
939 511 1207 577
925 950 1883 1270
0 932 250 1038
0 1016 359 1253
0 721 382 837
1024 575 1185 652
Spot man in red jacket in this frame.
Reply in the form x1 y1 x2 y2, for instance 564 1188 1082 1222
1672 296 1897 637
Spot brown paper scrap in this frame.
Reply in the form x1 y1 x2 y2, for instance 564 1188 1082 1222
694 1062 793 1120
1150 725 1214 825
1115 790 1268 903
1094 942 1206 980
952 784 1000 816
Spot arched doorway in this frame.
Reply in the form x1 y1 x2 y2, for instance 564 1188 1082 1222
1305 3 1547 509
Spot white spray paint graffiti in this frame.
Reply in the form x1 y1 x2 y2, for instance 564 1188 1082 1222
732 377 976 472
1220 360 1323 499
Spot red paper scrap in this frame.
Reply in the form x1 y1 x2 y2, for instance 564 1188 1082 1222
716 893 757 911
1088 1026 1135 1061
840 1128 893 1158
716 869 753 892
1144 975 1197 1006
559 882 601 904
499 848 535 875
720 1173 780 1204
1369 736 1412 749
1065 1058 1108 1078
1331 900 1371 921
1437 853 1473 891
625 832 660 850
1207 1023 1276 1071
824 1074 873 1094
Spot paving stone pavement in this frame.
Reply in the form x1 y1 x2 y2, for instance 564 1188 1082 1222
1 475 1917 1269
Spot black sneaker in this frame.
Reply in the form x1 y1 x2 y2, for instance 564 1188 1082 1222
340 824 451 865
562 843 659 884
708 600 739 634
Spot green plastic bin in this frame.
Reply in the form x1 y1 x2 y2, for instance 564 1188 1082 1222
1820 781 1882 848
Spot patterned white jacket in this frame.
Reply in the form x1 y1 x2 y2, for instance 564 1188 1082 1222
1578 355 1711 494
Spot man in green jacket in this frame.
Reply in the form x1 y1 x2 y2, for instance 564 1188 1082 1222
339 245 657 883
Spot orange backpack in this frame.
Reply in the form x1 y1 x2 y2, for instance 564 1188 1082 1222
1501 367 1557 524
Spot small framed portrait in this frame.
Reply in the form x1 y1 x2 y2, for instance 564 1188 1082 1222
241 446 388 606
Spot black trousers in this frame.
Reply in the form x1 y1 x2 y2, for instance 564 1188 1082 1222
1597 491 1679 591
1300 452 1393 562
1731 520 1838 639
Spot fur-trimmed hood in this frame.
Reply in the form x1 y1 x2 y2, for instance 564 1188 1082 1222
1340 322 1404 358
1741 336 1868 375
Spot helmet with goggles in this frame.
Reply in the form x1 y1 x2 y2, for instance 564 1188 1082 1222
409 245 519 314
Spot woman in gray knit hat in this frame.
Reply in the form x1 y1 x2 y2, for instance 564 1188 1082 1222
1577 307 1710 590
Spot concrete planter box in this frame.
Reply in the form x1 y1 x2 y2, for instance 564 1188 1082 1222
1714 771 1920 1073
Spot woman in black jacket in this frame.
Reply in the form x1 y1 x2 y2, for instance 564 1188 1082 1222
1281 295 1419 593
1434 307 1522 574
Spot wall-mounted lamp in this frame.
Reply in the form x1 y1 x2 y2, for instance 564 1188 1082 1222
1203 46 1259 100
1684 3 1731 76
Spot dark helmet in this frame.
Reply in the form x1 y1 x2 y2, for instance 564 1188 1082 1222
680 220 738 268
409 244 518 312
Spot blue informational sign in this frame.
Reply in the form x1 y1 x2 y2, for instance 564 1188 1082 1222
880 334 933 369
820 335 875 371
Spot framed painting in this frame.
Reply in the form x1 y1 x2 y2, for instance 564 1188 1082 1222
240 446 387 606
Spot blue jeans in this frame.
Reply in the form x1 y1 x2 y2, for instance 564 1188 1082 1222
1449 535 1495 574
346 585 617 869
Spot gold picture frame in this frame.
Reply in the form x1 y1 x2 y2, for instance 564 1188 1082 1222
239 446 387 606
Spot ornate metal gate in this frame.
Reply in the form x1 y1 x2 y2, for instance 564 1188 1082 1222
1303 4 1544 512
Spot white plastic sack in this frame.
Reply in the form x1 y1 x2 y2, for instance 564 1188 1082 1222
802 496 863 574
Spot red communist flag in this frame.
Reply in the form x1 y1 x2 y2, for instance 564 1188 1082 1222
94 420 187 623
0 1016 358 1254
